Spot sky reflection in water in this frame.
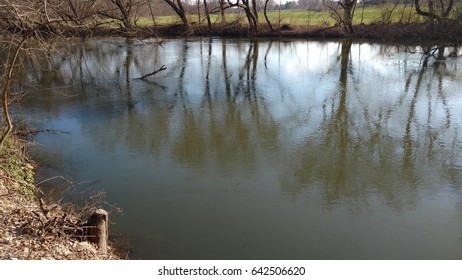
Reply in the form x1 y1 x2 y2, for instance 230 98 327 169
21 38 462 259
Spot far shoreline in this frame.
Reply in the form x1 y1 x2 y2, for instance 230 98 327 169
58 21 462 44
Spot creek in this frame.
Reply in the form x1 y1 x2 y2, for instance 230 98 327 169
19 38 462 259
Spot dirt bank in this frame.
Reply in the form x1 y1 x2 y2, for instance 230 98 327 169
191 21 462 42
72 21 462 43
0 136 119 260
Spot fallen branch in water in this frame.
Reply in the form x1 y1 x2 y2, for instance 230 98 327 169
138 65 167 80
15 128 69 137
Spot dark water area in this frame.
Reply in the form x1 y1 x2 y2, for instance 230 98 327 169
16 38 462 259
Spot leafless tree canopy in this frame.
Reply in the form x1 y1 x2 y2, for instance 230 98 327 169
414 0 455 21
323 0 357 33
0 1 52 32
0 1 95 145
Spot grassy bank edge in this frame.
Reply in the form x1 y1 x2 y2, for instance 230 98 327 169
0 137 35 196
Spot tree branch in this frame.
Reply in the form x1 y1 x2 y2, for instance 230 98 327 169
137 65 167 79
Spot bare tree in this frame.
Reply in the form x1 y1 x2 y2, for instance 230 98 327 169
227 0 259 34
338 0 357 33
414 0 454 21
0 0 88 146
219 0 226 23
0 0 55 145
163 0 190 30
97 0 144 29
56 0 100 26
208 0 228 24
203 0 212 32
323 0 357 33
264 0 274 31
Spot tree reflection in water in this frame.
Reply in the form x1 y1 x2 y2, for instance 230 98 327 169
17 38 462 259
282 41 462 211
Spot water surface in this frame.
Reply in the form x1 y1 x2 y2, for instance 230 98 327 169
20 38 462 259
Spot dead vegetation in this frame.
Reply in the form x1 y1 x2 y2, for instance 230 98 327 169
0 137 119 260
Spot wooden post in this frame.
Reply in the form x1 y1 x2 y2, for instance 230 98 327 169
88 209 109 254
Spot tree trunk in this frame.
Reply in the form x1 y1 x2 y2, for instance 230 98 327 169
241 0 258 34
414 0 454 21
342 0 356 34
164 0 191 31
219 0 226 23
226 0 258 34
0 38 26 147
244 8 257 34
114 0 133 29
264 0 273 31
343 5 353 33
203 0 212 33
251 0 259 22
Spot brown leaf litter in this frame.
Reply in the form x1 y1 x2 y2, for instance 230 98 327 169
0 154 119 260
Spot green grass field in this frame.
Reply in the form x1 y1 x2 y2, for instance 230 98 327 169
132 4 426 28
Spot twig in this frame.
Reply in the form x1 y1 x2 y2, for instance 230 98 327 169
138 65 167 80
35 176 71 186
38 198 49 218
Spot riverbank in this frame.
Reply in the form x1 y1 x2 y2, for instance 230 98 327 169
71 21 462 43
0 136 118 260
1 20 460 260
190 21 462 43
